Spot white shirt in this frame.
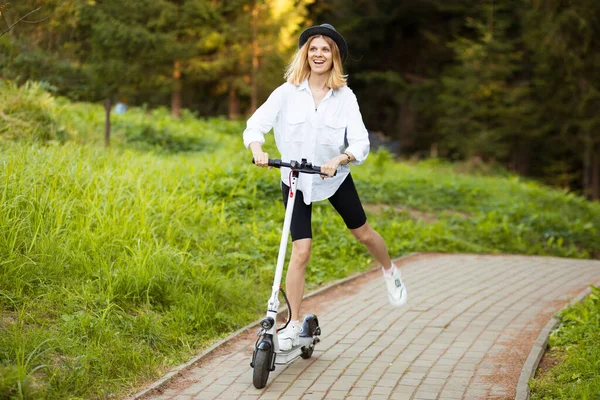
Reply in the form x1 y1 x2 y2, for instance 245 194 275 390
243 79 370 205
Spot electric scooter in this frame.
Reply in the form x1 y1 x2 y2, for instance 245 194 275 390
250 158 331 389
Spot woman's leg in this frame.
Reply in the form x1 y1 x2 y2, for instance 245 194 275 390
328 174 406 305
352 221 408 306
328 174 393 268
350 222 392 269
286 238 312 321
351 221 407 306
281 183 313 323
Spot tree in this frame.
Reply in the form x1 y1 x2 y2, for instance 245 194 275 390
435 1 538 173
523 0 600 198
307 0 476 152
74 0 182 143
215 0 312 119
0 3 44 38
247 0 314 114
0 1 86 90
181 0 312 119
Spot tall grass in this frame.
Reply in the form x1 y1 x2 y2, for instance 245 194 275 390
0 82 599 398
0 143 273 398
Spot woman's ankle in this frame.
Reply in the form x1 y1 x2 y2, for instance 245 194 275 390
382 263 396 276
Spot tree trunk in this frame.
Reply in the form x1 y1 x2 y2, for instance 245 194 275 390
396 101 416 148
250 3 259 114
592 144 600 200
510 141 529 175
430 143 438 158
583 133 592 197
171 59 182 118
104 98 111 147
228 85 240 120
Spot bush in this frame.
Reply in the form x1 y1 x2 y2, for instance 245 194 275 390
0 81 70 143
116 107 215 153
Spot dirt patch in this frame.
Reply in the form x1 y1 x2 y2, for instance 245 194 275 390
0 314 16 328
481 325 542 399
479 284 589 398
364 203 439 223
534 349 563 378
363 203 470 223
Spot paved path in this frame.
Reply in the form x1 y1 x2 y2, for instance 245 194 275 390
140 254 600 400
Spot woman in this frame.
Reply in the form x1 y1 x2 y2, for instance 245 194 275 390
243 24 407 351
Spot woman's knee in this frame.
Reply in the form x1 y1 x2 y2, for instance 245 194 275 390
291 239 312 265
351 223 375 244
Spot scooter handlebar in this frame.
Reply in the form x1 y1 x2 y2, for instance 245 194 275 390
252 158 336 176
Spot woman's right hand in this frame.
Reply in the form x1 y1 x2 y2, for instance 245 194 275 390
252 151 269 167
249 141 269 167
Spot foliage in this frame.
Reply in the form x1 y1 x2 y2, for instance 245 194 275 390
522 0 600 197
2 1 599 196
0 87 599 398
0 80 70 143
311 0 600 198
436 1 537 168
0 0 312 114
529 286 600 399
0 80 227 153
0 0 90 98
115 108 219 153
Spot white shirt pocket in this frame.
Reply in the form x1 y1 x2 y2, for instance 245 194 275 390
320 116 347 148
285 112 306 143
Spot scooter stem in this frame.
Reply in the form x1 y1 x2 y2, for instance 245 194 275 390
267 171 299 317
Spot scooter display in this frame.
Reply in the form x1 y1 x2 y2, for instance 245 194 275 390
250 158 331 389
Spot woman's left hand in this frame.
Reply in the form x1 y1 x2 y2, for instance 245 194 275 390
320 157 341 178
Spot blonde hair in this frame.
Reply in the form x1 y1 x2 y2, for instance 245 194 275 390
284 35 347 89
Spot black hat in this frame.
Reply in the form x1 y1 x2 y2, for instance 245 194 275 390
298 23 348 62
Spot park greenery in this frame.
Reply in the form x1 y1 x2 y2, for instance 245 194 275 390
0 81 599 398
1 0 599 199
530 285 600 399
0 0 599 398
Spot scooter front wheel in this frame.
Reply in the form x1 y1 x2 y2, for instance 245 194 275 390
252 347 272 389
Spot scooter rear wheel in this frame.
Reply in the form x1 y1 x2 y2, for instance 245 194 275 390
252 348 272 389
300 345 313 359
300 317 319 359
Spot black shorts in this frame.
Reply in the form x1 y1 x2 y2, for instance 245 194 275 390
281 173 367 241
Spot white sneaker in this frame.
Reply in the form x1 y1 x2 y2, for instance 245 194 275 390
278 323 302 351
383 265 408 306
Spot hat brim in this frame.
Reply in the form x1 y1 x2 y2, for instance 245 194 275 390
299 26 348 62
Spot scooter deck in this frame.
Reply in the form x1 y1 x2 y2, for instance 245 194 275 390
274 335 315 364
275 346 306 364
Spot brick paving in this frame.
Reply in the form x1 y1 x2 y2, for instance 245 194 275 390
141 254 600 400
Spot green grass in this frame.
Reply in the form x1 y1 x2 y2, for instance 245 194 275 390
0 81 599 399
529 286 600 399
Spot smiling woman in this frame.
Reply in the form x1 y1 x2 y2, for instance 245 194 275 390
242 23 408 352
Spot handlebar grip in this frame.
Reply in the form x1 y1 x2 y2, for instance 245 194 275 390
252 158 283 168
268 159 282 168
